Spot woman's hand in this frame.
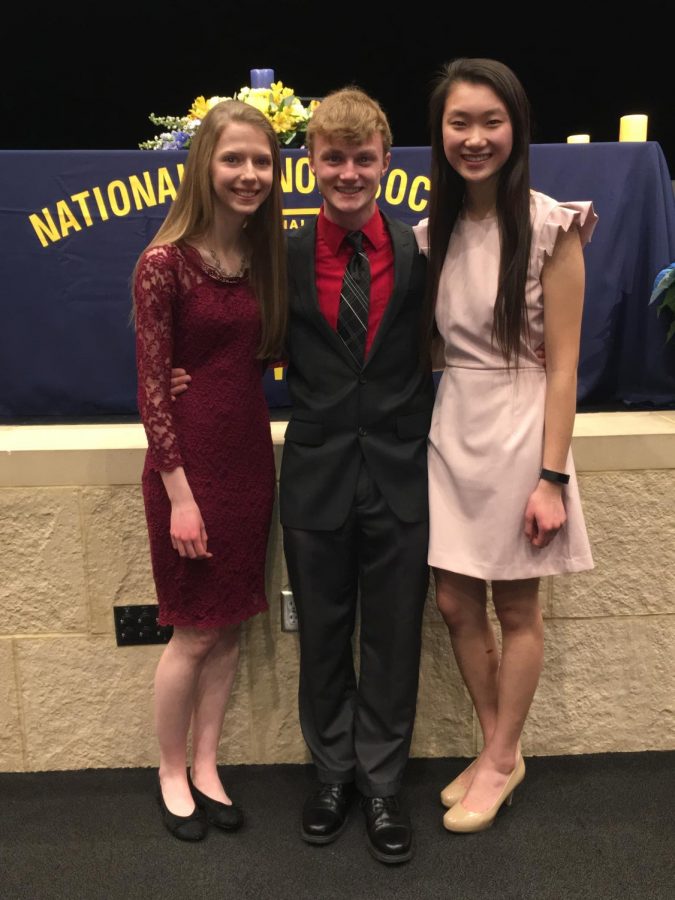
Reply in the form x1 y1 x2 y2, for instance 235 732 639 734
170 499 212 559
524 480 567 548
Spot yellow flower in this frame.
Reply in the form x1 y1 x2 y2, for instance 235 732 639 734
309 99 321 113
271 81 294 105
188 95 230 120
188 95 210 120
244 88 271 115
271 108 297 134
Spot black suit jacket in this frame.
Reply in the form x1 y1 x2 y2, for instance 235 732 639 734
279 212 435 531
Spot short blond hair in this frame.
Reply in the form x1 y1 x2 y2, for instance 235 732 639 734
307 87 393 155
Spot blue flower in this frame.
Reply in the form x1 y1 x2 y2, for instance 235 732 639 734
173 131 191 149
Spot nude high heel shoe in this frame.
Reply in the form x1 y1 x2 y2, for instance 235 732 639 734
443 754 526 833
440 759 477 808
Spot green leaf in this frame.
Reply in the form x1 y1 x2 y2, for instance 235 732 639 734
656 285 675 342
660 284 675 314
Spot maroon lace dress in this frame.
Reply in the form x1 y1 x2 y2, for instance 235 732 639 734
134 242 275 628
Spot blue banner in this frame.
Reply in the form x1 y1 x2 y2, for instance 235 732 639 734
2 143 674 418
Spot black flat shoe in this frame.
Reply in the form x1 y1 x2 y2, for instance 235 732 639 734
301 783 352 844
156 776 207 842
361 796 413 864
188 777 244 831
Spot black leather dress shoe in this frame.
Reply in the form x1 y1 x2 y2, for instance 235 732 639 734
361 796 413 864
156 776 207 842
188 777 244 831
301 783 351 844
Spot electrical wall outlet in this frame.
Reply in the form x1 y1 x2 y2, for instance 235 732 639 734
280 590 299 633
113 605 173 646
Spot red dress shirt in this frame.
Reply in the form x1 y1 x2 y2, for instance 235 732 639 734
315 207 395 357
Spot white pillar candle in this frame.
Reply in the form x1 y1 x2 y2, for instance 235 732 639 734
567 134 590 143
619 115 648 142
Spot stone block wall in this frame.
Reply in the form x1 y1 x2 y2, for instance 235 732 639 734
0 414 673 772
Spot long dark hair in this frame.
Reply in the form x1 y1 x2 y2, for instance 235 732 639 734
424 58 532 366
134 100 287 359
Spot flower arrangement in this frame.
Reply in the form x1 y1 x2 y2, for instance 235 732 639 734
139 82 319 150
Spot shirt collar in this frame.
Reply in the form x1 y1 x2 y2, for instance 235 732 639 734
317 206 387 256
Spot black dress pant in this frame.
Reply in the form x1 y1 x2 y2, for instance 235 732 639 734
283 461 429 797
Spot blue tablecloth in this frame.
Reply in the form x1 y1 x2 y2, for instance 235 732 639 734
1 143 674 418
529 143 675 407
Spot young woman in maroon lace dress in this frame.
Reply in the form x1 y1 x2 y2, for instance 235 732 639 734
133 100 286 841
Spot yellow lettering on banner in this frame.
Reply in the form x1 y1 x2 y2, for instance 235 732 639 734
108 181 131 216
280 157 294 193
283 217 309 230
29 209 61 248
57 200 82 236
129 172 157 210
295 158 315 194
28 164 186 246
157 167 178 203
409 175 430 213
384 169 407 206
273 367 284 380
27 157 423 247
92 186 109 221
71 191 94 226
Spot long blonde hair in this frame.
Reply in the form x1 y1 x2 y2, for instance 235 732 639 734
135 99 286 358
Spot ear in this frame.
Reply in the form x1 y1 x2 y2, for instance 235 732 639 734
308 151 315 174
381 151 392 178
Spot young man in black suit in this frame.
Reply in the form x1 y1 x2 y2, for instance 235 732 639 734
281 89 433 864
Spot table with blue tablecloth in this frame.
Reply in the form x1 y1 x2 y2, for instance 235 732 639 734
1 142 674 418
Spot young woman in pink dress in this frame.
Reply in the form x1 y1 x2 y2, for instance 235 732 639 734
415 58 596 832
133 100 286 840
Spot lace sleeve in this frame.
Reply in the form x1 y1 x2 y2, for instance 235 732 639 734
134 246 184 472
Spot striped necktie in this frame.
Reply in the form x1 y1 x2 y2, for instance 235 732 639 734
337 230 370 364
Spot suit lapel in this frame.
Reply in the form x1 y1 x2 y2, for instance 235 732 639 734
364 212 415 367
291 223 319 315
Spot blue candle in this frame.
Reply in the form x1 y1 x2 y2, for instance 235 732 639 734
250 69 275 89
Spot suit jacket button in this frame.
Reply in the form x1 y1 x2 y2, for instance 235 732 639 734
358 427 367 437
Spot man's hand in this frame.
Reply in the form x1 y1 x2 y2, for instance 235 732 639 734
534 343 546 365
170 368 191 400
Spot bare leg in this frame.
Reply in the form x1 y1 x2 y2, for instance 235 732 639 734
460 577 543 813
155 626 222 815
190 624 241 804
434 569 499 747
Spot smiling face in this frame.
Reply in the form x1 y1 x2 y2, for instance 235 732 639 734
310 132 391 231
442 81 513 191
209 121 274 221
